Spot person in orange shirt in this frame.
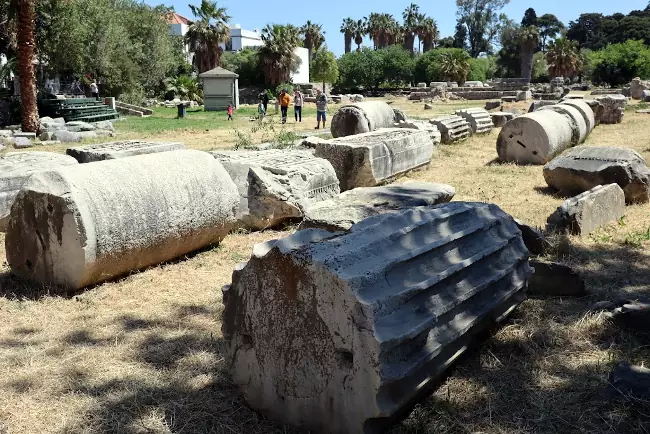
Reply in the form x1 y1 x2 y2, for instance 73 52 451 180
279 89 291 124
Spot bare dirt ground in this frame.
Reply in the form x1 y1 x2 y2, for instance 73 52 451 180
2 96 650 433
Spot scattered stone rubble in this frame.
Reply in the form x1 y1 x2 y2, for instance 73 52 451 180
330 101 400 138
630 77 650 100
222 202 532 433
67 140 185 163
594 94 626 124
454 108 493 135
429 115 471 144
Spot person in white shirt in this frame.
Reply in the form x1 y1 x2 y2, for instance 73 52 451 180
293 89 303 122
90 80 99 99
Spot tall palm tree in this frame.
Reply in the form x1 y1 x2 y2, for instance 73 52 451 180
402 3 420 53
353 18 365 51
546 38 582 79
365 13 381 49
340 18 354 53
375 13 398 48
300 20 324 60
519 26 540 81
185 0 230 74
259 23 301 85
439 49 471 83
14 0 38 132
417 17 439 52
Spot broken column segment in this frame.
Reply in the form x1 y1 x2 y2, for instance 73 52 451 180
546 183 625 236
490 112 515 127
299 181 455 232
543 146 650 204
0 152 78 232
559 100 596 134
454 108 494 134
222 202 532 434
538 104 587 145
66 140 186 163
429 115 470 144
496 110 574 165
329 101 397 138
583 99 604 126
314 128 434 191
209 149 340 230
594 94 626 124
5 150 239 291
394 119 442 144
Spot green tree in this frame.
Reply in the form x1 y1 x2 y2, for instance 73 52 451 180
468 56 496 81
521 7 537 27
259 23 301 86
531 51 549 82
437 36 454 48
377 45 414 86
340 18 355 53
455 0 510 57
353 19 365 51
495 18 520 77
546 37 582 79
402 3 421 54
310 46 338 91
417 17 438 52
300 20 324 60
537 14 564 51
337 48 381 91
415 48 471 83
566 13 607 50
519 26 540 81
164 74 203 103
453 21 467 50
185 0 230 74
14 0 38 132
590 39 650 85
220 48 263 86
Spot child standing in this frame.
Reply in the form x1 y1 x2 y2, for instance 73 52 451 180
257 100 265 119
227 104 233 121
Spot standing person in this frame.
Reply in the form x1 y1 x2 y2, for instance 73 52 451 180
257 100 265 119
261 91 269 115
315 88 328 129
227 104 233 121
279 89 290 124
293 89 303 122
89 79 99 99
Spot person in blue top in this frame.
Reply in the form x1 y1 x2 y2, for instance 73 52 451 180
315 88 327 129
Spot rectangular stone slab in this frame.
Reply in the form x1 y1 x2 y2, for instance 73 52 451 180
0 152 78 231
66 140 186 163
210 149 340 230
546 183 626 236
314 128 434 191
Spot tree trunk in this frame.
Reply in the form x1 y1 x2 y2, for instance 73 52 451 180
17 0 38 133
403 34 415 54
423 37 433 52
520 47 534 81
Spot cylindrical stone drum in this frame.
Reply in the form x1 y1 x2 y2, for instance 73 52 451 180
330 101 396 138
496 111 574 165
538 104 587 144
560 99 596 133
6 150 239 290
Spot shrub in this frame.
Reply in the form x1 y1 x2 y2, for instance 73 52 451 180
467 57 497 82
590 40 650 86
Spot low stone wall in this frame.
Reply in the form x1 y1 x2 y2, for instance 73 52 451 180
450 90 518 100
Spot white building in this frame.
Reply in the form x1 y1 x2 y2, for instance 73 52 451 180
166 15 309 84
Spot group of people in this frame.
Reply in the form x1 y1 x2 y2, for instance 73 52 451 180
254 88 328 129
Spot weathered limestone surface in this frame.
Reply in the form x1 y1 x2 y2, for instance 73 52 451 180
0 152 78 231
496 111 574 165
590 89 622 96
5 150 239 290
630 77 650 100
299 181 455 231
538 104 588 144
394 120 442 144
491 112 515 127
429 115 470 144
528 100 557 112
485 100 501 110
584 99 604 126
209 149 340 230
315 128 434 191
454 108 493 134
222 203 532 433
543 146 650 203
594 94 626 124
66 140 186 163
559 100 596 133
330 101 396 138
546 184 625 236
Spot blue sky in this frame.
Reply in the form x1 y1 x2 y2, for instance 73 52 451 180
155 0 650 55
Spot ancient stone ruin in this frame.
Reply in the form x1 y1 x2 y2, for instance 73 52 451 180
560 100 596 133
66 140 186 163
0 152 78 231
546 184 625 236
543 146 650 204
222 202 532 433
393 119 442 144
496 110 574 165
454 108 494 135
329 101 398 138
594 94 626 124
538 104 588 145
299 181 455 231
630 77 650 100
528 100 556 112
429 115 471 144
584 99 604 126
209 149 340 230
5 150 239 291
315 128 434 191
490 112 515 127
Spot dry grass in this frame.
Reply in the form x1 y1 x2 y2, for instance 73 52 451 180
2 97 650 433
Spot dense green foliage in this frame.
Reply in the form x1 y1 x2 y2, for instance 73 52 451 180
467 57 496 81
337 46 414 91
589 40 650 85
566 7 650 51
221 48 264 86
310 47 339 87
455 0 510 57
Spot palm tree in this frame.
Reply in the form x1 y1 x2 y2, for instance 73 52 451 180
546 38 582 79
259 24 301 86
402 3 420 53
15 0 38 132
185 0 230 74
300 20 324 60
340 18 355 53
353 19 365 51
365 13 381 49
439 49 471 83
519 26 540 81
165 75 204 104
417 17 438 52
